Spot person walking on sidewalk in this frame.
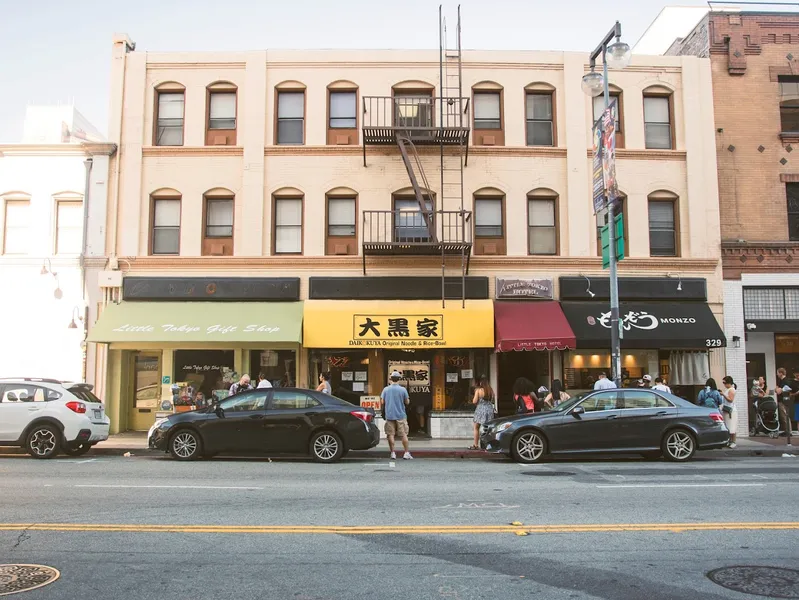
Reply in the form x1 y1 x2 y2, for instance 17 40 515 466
316 372 332 395
594 372 615 390
721 376 738 448
471 378 495 450
381 371 412 460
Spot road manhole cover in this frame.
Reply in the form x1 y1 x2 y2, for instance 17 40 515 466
707 566 799 598
522 471 575 476
0 564 60 596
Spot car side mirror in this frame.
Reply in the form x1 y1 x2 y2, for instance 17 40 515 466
572 406 585 417
215 405 225 418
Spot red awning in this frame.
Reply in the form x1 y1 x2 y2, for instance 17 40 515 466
494 301 576 352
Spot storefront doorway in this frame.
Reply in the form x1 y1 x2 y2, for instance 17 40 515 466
130 352 161 431
497 352 550 416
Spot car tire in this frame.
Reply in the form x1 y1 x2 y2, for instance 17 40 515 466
662 429 696 462
62 442 92 457
310 430 344 463
169 429 202 461
26 424 61 459
511 430 547 464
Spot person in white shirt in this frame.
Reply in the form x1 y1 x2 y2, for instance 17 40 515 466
256 372 272 389
652 377 671 394
594 372 616 390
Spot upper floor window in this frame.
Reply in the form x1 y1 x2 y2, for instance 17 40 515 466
643 94 672 149
155 90 185 146
151 194 181 255
473 193 505 256
788 183 799 241
525 92 554 146
648 191 679 257
277 90 305 145
55 198 83 255
394 196 433 243
592 91 624 148
2 198 29 255
203 193 234 257
274 196 303 254
779 76 799 133
473 92 501 130
329 91 357 129
207 83 237 146
328 197 356 237
393 87 433 129
527 191 557 255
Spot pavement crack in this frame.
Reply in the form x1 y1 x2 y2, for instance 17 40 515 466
12 524 33 549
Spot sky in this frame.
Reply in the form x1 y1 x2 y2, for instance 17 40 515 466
0 0 712 142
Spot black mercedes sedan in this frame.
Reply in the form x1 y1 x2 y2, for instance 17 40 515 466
481 388 729 463
148 388 379 462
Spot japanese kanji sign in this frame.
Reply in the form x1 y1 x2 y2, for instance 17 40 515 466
388 361 431 391
350 314 445 347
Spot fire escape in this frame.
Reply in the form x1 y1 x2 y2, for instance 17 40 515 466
361 5 471 307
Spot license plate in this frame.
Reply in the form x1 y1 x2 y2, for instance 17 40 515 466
93 410 102 419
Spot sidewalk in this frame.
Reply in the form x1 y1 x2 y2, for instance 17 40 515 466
3 432 794 459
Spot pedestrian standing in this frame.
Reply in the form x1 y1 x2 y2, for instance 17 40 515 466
471 378 495 450
697 378 723 409
780 367 799 447
594 372 615 390
640 374 653 389
545 379 570 408
257 372 273 389
512 377 537 414
749 376 768 436
721 375 738 448
652 377 671 394
381 371 412 460
229 374 251 397
316 372 332 395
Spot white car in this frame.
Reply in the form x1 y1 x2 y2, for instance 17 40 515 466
0 378 110 459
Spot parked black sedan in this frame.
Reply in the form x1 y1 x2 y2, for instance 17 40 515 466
481 388 729 463
148 388 380 462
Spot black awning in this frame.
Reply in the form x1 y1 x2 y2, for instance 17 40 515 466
560 302 726 349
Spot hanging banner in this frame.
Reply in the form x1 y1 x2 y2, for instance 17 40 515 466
592 99 619 214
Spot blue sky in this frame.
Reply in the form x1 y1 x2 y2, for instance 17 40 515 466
0 0 709 141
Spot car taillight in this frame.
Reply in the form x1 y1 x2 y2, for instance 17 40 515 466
66 401 87 414
709 412 724 423
351 410 373 423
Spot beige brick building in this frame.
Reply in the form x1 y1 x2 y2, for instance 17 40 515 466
660 9 799 434
88 29 726 436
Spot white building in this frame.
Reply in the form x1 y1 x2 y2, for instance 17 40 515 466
0 105 115 382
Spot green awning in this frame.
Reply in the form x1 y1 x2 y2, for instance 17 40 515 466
88 302 303 343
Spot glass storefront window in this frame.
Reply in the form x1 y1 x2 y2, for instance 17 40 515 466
437 350 489 411
174 350 235 405
249 350 297 387
134 354 160 409
309 350 370 404
565 350 655 390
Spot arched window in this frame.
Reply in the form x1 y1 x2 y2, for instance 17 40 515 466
272 187 304 254
149 188 181 255
592 84 625 148
275 81 307 145
472 82 503 146
648 190 679 257
327 81 358 146
203 188 235 256
326 186 358 255
527 188 558 255
643 85 674 150
206 81 238 146
473 187 505 255
524 83 556 147
154 82 185 147
392 187 435 243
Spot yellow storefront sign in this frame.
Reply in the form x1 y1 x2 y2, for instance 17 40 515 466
303 300 494 348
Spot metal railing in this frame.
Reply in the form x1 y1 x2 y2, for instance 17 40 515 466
362 210 472 248
362 96 469 131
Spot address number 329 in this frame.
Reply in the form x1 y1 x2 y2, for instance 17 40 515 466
705 339 723 347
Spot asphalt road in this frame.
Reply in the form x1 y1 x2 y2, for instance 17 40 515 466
1 453 798 600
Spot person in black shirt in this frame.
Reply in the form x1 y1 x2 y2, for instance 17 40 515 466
776 367 794 447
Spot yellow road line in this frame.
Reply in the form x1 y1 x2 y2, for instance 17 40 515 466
0 522 798 535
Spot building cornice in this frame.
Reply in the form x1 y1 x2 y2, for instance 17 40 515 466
120 255 719 272
147 62 246 70
0 142 116 157
721 240 799 279
142 146 244 157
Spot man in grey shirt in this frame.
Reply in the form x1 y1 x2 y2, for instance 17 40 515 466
381 371 413 460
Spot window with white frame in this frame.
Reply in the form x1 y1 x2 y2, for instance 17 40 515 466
3 199 29 255
56 200 83 254
643 95 672 149
152 198 180 255
156 92 184 146
474 92 501 130
275 197 303 253
329 91 357 129
474 197 503 238
527 197 557 255
209 92 236 129
277 92 305 144
327 197 356 237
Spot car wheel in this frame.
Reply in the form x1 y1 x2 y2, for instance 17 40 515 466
26 424 61 459
62 442 92 457
310 431 343 463
169 429 201 461
662 429 696 462
511 430 547 464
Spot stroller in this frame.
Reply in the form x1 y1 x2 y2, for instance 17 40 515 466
751 396 781 438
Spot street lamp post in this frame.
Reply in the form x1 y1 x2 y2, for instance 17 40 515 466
582 22 631 388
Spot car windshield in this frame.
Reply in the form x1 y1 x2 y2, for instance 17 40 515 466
550 393 587 412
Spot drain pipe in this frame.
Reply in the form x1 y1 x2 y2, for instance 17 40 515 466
80 156 93 382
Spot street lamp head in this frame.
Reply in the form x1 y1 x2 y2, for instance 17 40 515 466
581 70 605 97
606 40 632 69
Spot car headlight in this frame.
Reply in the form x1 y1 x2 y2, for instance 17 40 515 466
496 422 513 433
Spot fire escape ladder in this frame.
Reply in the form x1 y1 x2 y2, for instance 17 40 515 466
396 134 437 242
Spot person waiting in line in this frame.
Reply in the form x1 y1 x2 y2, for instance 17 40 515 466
470 378 495 450
697 378 724 409
257 372 272 389
229 374 251 397
316 372 332 394
594 372 615 390
652 377 671 394
512 377 537 414
544 379 570 408
721 376 738 448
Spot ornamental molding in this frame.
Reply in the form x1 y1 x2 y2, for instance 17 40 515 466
142 146 244 157
721 241 799 278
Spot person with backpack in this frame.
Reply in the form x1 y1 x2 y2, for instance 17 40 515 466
697 378 723 409
512 377 537 414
